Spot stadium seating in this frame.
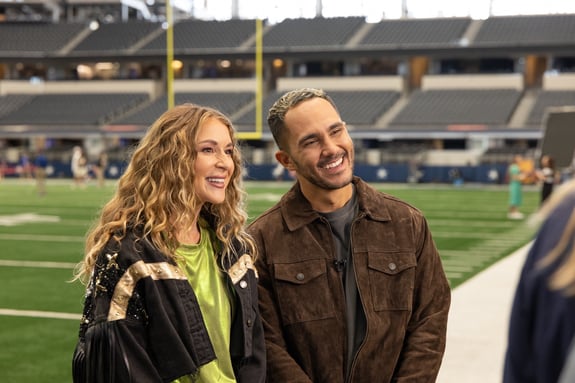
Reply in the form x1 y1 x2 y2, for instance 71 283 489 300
232 90 400 132
357 17 471 47
0 94 35 118
389 89 523 127
261 17 365 48
138 19 258 52
472 14 575 45
0 93 149 125
71 21 162 53
526 90 575 126
110 92 254 126
0 22 86 54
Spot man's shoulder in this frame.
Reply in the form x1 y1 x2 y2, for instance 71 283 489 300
248 202 283 230
357 179 422 216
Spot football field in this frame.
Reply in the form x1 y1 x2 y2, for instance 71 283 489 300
0 179 539 381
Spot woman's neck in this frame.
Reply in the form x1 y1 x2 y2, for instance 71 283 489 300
176 220 201 244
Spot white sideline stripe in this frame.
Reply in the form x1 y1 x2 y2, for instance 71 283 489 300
0 308 80 320
0 233 84 242
0 259 76 269
248 193 281 202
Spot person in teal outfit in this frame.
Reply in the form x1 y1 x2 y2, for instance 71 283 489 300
508 154 526 219
72 103 266 383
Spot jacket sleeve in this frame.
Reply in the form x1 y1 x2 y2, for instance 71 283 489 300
234 314 266 383
393 212 451 381
73 321 132 383
233 268 267 383
72 252 164 383
251 229 313 383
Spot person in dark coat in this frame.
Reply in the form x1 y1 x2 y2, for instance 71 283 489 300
504 179 575 383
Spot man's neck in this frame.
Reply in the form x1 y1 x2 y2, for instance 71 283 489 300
300 182 354 213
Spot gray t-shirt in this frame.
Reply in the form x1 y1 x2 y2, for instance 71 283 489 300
320 188 366 378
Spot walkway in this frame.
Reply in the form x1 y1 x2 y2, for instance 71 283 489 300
437 242 532 383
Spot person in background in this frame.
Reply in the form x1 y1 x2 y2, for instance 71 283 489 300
72 103 266 383
248 88 450 382
0 153 5 182
92 151 108 188
536 154 560 205
507 154 526 219
71 146 88 189
503 178 575 383
19 150 32 179
33 149 48 196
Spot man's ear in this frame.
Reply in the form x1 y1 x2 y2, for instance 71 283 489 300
275 150 295 171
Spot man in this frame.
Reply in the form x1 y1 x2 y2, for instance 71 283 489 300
247 88 450 382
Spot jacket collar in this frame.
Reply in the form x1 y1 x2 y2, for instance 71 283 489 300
280 176 392 231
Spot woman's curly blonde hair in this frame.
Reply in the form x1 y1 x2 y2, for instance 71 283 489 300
74 103 255 284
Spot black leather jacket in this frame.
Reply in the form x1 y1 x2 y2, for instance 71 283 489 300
72 224 266 383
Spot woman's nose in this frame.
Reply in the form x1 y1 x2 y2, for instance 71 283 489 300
215 152 231 168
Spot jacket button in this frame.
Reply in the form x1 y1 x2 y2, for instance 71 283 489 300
246 319 253 327
239 280 248 288
296 273 305 281
388 262 397 271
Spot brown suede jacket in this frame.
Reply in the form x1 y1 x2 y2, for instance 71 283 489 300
248 177 450 382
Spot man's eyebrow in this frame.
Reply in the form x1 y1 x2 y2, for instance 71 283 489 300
297 132 318 146
330 121 346 129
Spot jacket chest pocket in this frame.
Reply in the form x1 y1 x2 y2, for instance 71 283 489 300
273 259 336 325
367 252 416 311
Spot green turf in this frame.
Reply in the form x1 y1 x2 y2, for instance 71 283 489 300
0 316 78 382
0 179 540 381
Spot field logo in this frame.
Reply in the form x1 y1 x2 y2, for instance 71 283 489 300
0 213 61 226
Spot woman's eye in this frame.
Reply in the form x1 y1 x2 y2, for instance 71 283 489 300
225 148 234 156
201 147 214 153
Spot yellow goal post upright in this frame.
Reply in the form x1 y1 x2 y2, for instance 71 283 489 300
164 9 262 139
166 0 175 110
237 18 263 140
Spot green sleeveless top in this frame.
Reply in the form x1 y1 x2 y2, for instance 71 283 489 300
172 222 236 383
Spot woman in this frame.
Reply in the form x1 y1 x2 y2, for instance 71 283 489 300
503 178 575 382
507 154 526 219
72 104 266 382
536 154 560 205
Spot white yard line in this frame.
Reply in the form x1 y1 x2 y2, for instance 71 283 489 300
0 308 80 320
0 259 76 269
0 233 84 242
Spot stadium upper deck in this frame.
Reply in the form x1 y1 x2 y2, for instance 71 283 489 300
0 9 574 168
